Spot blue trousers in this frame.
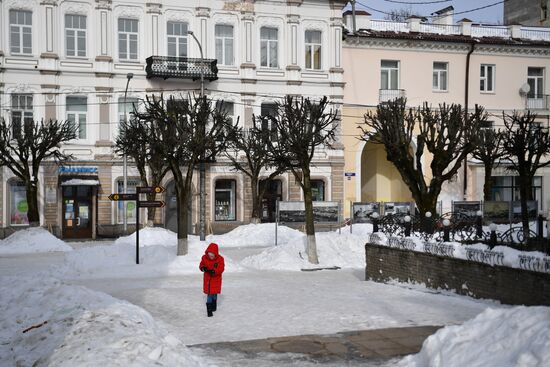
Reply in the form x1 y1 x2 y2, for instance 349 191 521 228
207 294 217 303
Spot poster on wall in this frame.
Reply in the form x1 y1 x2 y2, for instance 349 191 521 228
452 201 481 217
45 186 57 204
10 185 29 225
383 202 413 215
278 201 340 224
352 202 381 223
511 201 538 222
483 201 510 224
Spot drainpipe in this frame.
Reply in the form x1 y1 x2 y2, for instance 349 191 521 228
463 42 475 200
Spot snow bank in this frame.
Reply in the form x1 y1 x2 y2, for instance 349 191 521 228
241 230 368 270
0 275 209 367
59 228 243 279
0 227 72 255
398 306 550 367
207 223 303 247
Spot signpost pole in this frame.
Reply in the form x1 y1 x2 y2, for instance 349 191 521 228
136 200 140 265
275 200 279 247
350 201 353 234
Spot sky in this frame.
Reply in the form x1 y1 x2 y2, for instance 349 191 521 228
350 0 505 25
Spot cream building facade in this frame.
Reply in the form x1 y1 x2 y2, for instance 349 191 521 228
342 10 550 218
0 0 347 239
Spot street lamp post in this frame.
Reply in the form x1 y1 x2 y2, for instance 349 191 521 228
188 30 206 241
123 73 134 234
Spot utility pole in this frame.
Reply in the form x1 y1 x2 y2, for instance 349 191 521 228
188 30 206 241
123 73 134 234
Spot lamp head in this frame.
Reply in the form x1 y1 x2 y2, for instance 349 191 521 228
126 73 134 80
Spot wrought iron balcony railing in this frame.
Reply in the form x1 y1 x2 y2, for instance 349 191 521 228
146 56 218 81
379 89 406 103
526 95 549 110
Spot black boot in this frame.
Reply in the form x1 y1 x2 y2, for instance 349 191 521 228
212 299 217 312
206 303 213 317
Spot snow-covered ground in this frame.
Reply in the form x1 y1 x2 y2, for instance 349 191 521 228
0 227 72 255
1 223 548 366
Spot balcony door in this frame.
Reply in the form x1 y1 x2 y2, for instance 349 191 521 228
527 67 544 109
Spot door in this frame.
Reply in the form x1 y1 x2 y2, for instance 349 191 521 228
260 179 282 223
62 186 93 239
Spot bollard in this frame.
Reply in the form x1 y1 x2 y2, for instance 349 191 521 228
443 219 451 242
372 212 379 233
424 211 433 235
476 210 483 239
404 215 412 237
489 223 497 248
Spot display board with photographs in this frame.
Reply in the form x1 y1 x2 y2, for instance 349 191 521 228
483 201 511 224
511 201 538 222
352 202 381 223
278 201 340 224
383 202 413 215
452 201 482 217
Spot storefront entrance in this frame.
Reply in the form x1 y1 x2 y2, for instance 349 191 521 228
62 186 93 239
260 179 282 223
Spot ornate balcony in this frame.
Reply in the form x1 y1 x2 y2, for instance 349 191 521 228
379 89 406 103
526 95 549 110
145 56 218 81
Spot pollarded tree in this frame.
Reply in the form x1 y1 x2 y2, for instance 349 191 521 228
115 106 170 224
268 96 338 264
472 128 507 201
0 118 77 225
224 117 286 223
501 111 550 236
358 98 486 216
133 94 238 255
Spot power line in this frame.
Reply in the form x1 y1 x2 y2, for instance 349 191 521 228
382 0 451 4
356 0 507 18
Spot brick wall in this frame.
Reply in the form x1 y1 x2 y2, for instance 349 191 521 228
366 243 550 306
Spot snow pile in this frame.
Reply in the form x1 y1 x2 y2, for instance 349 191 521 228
241 231 368 270
0 227 72 255
207 223 303 247
398 306 550 367
0 275 209 367
59 228 243 279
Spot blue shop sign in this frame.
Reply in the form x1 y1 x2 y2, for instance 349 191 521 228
59 167 98 174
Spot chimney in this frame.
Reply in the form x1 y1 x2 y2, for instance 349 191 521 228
458 18 473 36
343 10 371 32
407 16 422 32
432 6 454 26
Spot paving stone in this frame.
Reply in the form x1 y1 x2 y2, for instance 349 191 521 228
323 341 349 356
271 339 325 354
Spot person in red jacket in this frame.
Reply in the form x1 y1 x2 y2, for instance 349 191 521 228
199 242 225 317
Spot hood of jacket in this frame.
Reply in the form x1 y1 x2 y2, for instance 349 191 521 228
205 242 219 257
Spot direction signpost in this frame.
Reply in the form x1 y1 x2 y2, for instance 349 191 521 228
109 186 166 264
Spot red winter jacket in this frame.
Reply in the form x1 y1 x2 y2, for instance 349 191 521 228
199 243 225 295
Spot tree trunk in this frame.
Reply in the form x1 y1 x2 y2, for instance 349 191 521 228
175 183 189 255
250 177 261 223
302 169 319 264
518 175 531 239
25 181 40 227
146 192 156 224
483 164 493 201
411 190 438 217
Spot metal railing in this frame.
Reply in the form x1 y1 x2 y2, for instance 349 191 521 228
419 23 461 35
370 20 408 33
145 56 218 81
520 28 550 42
526 95 549 110
471 25 511 38
379 89 406 103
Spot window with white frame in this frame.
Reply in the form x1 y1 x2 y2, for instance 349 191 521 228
305 30 322 70
117 178 140 224
65 14 86 57
215 100 234 121
215 24 234 66
480 64 495 92
167 21 188 57
261 103 278 141
11 94 33 138
311 180 325 201
381 60 399 90
66 97 87 139
10 10 32 55
528 67 545 99
432 62 448 91
118 18 138 60
260 27 278 68
9 180 29 225
118 97 139 125
214 179 236 221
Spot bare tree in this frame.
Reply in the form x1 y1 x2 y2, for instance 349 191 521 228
132 94 237 255
384 7 413 22
359 99 486 216
472 128 507 201
0 118 77 226
115 106 170 224
501 111 550 235
224 118 286 223
268 96 338 264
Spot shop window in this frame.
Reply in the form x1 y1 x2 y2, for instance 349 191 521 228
117 178 140 223
215 179 236 221
9 180 29 225
491 176 542 210
311 180 325 201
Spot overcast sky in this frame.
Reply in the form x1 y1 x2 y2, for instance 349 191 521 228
350 0 504 24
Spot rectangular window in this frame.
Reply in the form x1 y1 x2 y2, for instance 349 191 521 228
311 180 325 201
118 18 138 60
432 62 448 91
260 27 278 68
167 21 188 57
65 14 86 57
117 179 140 224
215 100 234 121
11 94 33 138
10 181 29 225
215 180 236 221
261 103 278 141
67 97 87 139
480 64 495 92
118 97 139 125
10 10 32 55
527 67 545 99
491 176 543 211
305 30 322 70
215 24 234 66
381 60 399 90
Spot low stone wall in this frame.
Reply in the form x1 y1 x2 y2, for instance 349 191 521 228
366 243 550 306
